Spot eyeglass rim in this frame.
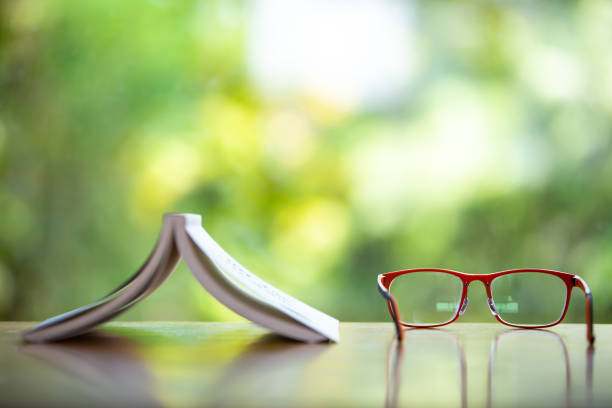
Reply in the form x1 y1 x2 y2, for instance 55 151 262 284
379 268 575 329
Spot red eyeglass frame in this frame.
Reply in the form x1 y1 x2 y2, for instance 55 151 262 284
377 268 594 344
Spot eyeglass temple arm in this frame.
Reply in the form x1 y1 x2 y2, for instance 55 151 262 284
574 275 595 344
378 275 404 342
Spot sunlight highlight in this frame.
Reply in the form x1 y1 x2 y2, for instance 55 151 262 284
247 0 417 111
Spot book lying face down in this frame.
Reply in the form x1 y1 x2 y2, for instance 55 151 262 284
22 214 340 343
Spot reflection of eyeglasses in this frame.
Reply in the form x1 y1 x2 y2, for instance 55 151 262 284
487 330 571 408
386 330 466 408
377 268 594 344
386 328 595 408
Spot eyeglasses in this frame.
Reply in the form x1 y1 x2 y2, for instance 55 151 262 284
377 268 594 344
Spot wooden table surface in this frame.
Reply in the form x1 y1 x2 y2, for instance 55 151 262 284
0 322 609 407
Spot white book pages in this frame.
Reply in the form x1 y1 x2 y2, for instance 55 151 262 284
22 213 339 343
178 214 339 342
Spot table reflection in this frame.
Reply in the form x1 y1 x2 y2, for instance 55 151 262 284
208 334 328 407
488 330 569 408
386 329 467 408
19 329 327 407
387 329 594 408
487 329 594 408
20 330 162 407
16 324 597 408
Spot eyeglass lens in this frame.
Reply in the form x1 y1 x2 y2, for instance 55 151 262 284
491 272 566 326
389 272 463 325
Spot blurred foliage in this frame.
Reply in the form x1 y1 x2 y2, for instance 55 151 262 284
1 0 611 324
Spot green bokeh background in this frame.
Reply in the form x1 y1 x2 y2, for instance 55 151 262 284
1 0 611 324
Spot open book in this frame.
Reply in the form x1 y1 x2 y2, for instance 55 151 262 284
22 214 339 343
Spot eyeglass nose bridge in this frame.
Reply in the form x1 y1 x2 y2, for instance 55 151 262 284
460 277 498 317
